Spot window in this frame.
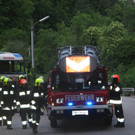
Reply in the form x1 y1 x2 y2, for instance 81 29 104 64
52 68 107 92
0 61 25 74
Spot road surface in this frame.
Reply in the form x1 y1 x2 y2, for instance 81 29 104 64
0 96 134 135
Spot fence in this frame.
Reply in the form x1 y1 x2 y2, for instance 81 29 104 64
122 88 135 96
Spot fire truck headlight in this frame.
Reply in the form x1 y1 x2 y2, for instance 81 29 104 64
56 98 64 104
96 97 104 102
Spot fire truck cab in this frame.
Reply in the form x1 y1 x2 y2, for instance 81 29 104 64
47 46 113 128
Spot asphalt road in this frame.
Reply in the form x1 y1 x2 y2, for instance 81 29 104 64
0 96 135 135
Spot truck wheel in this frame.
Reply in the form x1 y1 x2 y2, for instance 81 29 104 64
104 117 112 126
50 119 57 128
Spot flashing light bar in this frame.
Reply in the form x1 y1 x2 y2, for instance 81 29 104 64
86 101 93 106
67 101 93 106
66 56 90 73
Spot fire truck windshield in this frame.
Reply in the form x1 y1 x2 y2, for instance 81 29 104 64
52 68 107 92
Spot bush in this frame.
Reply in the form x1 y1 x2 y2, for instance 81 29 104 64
120 67 135 88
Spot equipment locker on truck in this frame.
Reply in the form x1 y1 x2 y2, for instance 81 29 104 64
47 46 113 128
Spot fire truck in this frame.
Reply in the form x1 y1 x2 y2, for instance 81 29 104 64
47 46 113 128
0 52 27 80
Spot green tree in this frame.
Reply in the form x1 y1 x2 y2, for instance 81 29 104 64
80 26 101 45
118 35 135 66
56 22 75 47
32 0 76 29
71 12 92 45
0 0 34 31
1 28 30 62
122 4 135 32
106 3 123 22
106 2 135 32
34 28 58 74
99 21 127 69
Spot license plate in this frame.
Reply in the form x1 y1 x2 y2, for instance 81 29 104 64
72 110 88 116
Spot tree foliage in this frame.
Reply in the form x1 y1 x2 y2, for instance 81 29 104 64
0 0 135 86
99 21 127 69
34 28 57 74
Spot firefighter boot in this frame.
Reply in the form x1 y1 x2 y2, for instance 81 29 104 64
7 125 13 130
3 120 7 126
32 124 38 134
114 122 125 128
22 125 27 129
28 122 32 127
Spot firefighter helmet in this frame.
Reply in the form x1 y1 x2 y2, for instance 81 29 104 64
111 74 120 83
35 78 43 87
4 78 12 86
39 75 44 80
20 79 27 86
19 74 25 81
0 76 6 83
38 76 45 86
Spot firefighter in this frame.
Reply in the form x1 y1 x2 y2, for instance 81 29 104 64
17 75 25 89
42 80 48 110
16 79 32 129
11 77 18 113
30 78 45 133
0 76 6 126
1 78 16 129
38 76 46 115
110 74 125 127
19 75 25 81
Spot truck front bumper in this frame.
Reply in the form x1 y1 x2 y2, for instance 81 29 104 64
48 104 113 120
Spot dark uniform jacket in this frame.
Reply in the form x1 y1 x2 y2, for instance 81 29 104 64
0 83 3 108
110 83 122 100
30 86 44 111
17 87 31 109
1 85 16 110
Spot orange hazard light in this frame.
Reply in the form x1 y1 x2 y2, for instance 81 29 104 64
66 56 90 73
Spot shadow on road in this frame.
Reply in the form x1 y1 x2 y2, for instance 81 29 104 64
56 118 111 132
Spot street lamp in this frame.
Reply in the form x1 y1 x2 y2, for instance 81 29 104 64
31 16 50 78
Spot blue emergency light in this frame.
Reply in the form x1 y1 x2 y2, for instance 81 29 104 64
67 102 73 106
86 101 93 106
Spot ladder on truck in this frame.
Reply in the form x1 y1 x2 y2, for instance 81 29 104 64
57 46 100 65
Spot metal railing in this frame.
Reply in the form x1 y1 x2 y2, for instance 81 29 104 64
122 88 135 92
122 88 135 96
